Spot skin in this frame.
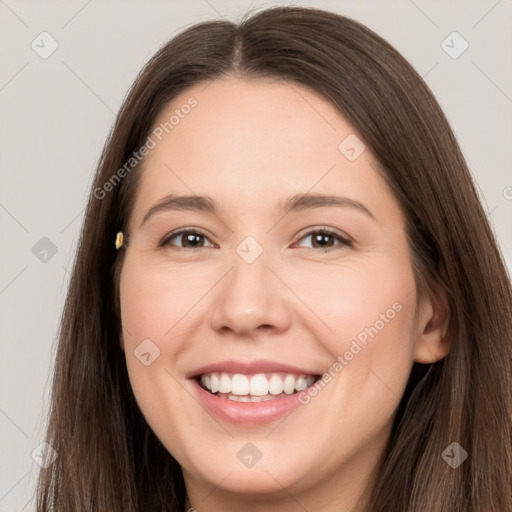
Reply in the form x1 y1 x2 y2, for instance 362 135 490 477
119 77 450 512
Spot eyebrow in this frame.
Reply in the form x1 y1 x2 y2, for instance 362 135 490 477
140 192 375 227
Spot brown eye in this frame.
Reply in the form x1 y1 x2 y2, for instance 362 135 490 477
295 228 352 251
160 229 215 249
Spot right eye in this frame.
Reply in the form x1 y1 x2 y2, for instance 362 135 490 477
159 228 217 250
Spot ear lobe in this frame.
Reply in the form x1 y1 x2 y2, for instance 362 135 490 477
413 286 451 364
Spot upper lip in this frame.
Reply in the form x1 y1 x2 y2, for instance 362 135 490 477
186 359 320 379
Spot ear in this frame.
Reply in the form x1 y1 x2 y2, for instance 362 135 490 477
413 283 451 364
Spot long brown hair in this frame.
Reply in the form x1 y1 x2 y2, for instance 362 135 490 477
36 6 512 511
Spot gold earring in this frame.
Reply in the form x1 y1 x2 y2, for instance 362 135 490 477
115 232 124 250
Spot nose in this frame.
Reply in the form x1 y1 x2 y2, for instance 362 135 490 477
210 248 292 338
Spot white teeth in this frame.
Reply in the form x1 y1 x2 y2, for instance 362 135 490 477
283 374 295 394
222 392 289 402
268 374 283 395
249 374 269 396
210 373 219 393
218 373 231 394
231 374 249 395
295 376 307 391
199 371 316 398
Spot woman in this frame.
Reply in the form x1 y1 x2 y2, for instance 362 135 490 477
36 5 512 511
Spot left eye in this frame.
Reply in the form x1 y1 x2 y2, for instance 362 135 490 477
159 228 352 251
294 228 352 250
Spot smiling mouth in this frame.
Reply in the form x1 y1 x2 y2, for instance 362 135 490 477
197 372 320 402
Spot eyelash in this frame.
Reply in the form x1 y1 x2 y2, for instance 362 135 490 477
158 226 353 252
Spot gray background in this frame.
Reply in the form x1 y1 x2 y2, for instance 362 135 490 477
1 1 511 510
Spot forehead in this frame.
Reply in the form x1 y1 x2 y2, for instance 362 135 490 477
145 75 361 176
155 76 351 151
128 77 400 230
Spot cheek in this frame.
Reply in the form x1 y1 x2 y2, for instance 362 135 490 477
119 256 202 343
118 259 199 462
290 256 416 353
118 258 184 391
295 256 417 418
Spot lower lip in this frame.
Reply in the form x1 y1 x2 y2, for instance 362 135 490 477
190 378 307 426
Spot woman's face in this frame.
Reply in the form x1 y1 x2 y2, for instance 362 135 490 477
119 77 447 508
